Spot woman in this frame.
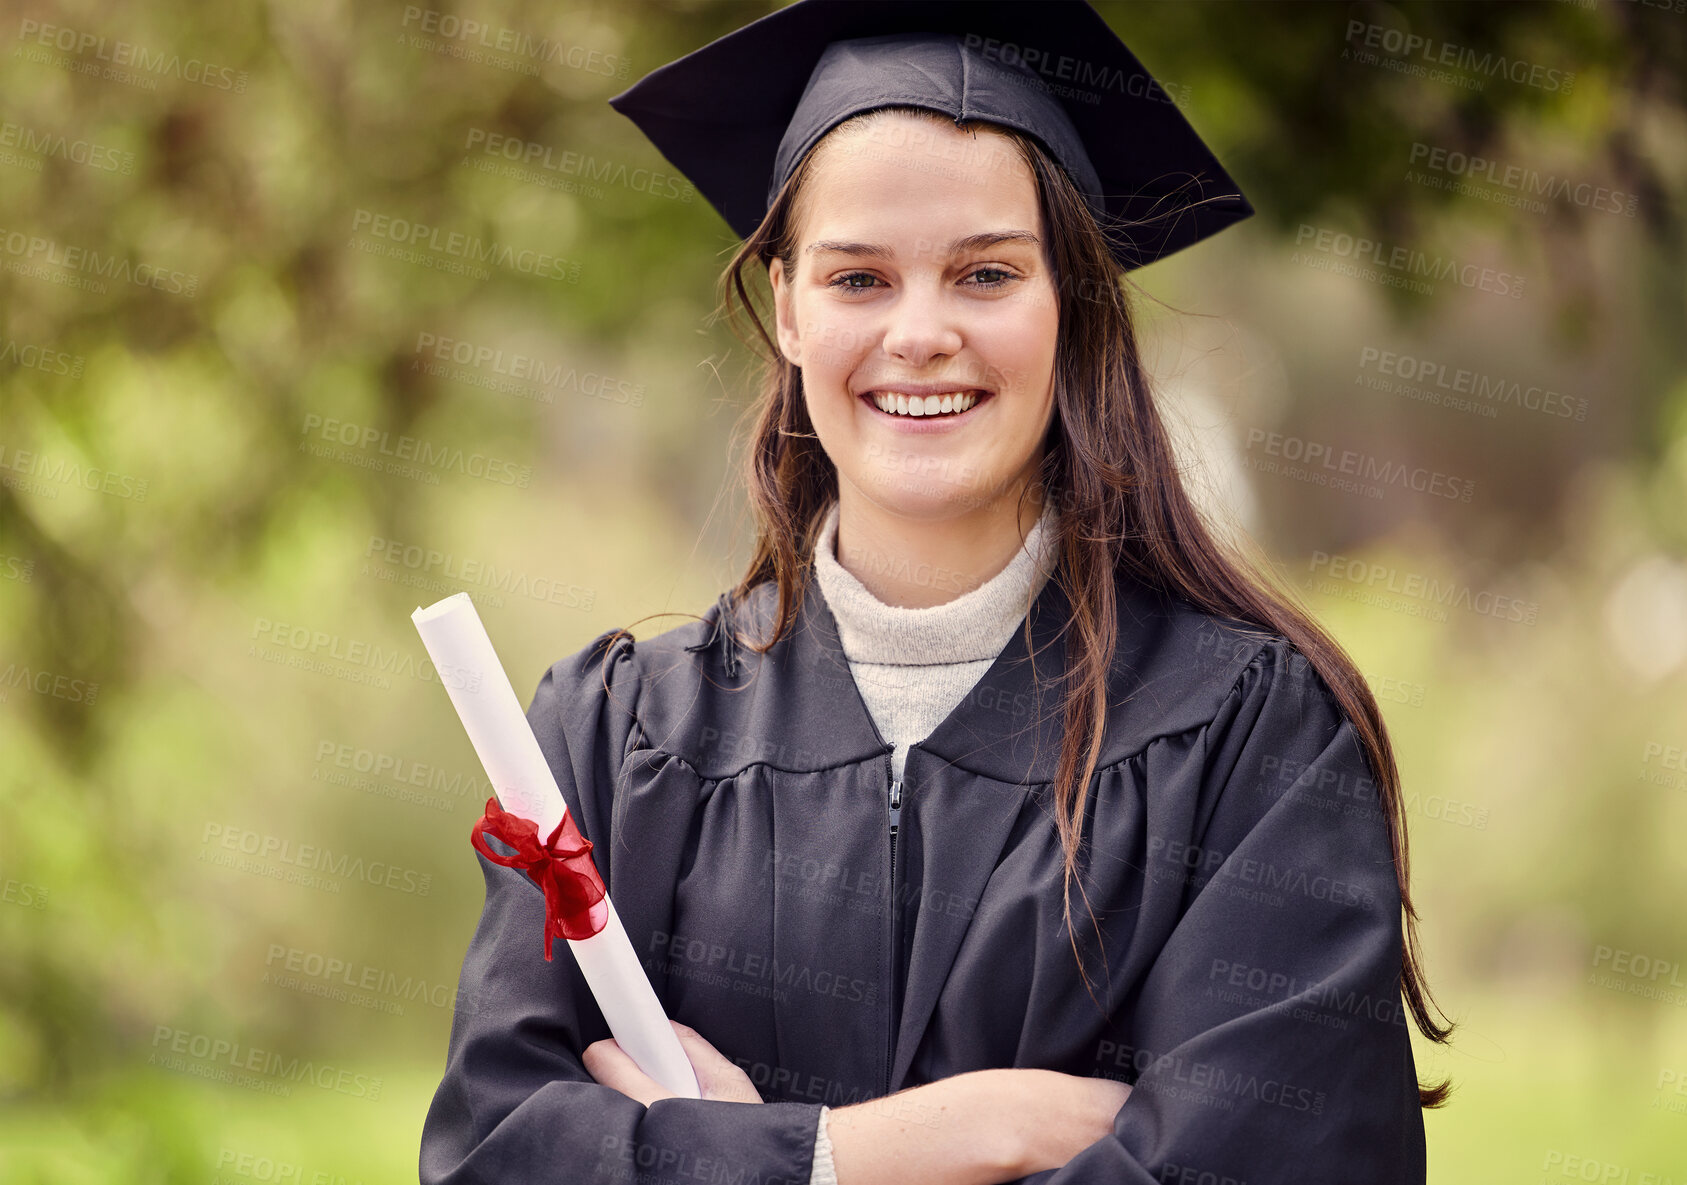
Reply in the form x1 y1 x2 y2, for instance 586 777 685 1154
419 4 1451 1184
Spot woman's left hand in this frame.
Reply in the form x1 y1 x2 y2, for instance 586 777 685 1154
583 1019 765 1106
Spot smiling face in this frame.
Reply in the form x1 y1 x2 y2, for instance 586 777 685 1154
768 109 1060 523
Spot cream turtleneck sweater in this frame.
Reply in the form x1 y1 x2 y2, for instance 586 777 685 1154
811 497 1060 782
801 496 1060 1184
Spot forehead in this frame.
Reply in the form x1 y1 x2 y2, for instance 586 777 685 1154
794 111 1042 250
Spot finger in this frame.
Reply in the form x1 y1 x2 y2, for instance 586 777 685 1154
582 1037 615 1076
669 1028 721 1088
671 1025 715 1062
586 1038 672 1107
582 1037 631 1083
669 1028 762 1103
671 1027 744 1087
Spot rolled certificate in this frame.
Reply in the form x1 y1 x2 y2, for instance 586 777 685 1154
412 592 701 1100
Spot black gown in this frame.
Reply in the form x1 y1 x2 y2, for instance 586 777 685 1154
418 566 1427 1185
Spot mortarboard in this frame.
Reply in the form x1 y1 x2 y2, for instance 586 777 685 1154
608 0 1254 272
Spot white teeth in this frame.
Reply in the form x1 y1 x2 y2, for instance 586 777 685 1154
870 390 981 417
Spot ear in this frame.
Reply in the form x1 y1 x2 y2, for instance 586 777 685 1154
768 257 802 367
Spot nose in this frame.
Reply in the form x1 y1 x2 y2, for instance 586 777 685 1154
880 285 963 368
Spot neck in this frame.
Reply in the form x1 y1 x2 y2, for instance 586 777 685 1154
831 482 1051 609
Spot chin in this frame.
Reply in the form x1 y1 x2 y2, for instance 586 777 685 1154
854 472 993 520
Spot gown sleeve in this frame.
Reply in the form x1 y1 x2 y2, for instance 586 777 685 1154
418 629 826 1185
1010 637 1426 1185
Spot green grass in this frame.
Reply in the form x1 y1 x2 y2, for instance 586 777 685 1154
1419 995 1687 1182
0 1058 440 1185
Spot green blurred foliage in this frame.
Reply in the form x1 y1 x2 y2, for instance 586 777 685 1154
1 1 1684 1181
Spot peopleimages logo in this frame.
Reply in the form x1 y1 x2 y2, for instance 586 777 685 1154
1308 551 1539 625
15 18 249 92
299 414 532 487
461 129 694 202
958 32 1191 108
0 445 148 500
364 534 595 611
399 7 631 78
150 1025 382 1099
250 614 485 692
200 823 434 897
0 120 135 174
1244 429 1477 502
1293 224 1525 299
0 226 198 296
348 209 581 283
1407 143 1637 218
1342 20 1575 94
1355 346 1588 422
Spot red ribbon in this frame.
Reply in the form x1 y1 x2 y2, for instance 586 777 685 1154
470 796 607 959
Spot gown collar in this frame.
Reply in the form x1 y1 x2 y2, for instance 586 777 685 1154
679 523 1228 786
779 546 1074 785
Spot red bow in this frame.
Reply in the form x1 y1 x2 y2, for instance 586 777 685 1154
470 796 607 959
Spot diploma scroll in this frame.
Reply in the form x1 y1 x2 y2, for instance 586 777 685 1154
412 592 701 1100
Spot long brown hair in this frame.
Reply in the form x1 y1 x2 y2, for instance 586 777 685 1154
687 105 1452 1106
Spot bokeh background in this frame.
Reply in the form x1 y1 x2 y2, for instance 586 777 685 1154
2 0 1685 1181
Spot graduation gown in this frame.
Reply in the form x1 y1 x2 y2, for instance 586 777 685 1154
419 567 1427 1185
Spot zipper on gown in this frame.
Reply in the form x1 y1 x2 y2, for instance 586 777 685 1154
885 770 902 1096
888 777 902 882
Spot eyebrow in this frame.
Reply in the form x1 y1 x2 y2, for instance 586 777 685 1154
804 230 1041 259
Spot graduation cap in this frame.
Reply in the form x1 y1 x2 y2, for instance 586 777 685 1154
607 0 1253 272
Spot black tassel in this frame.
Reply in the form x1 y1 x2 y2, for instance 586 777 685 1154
720 598 741 679
683 592 741 679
